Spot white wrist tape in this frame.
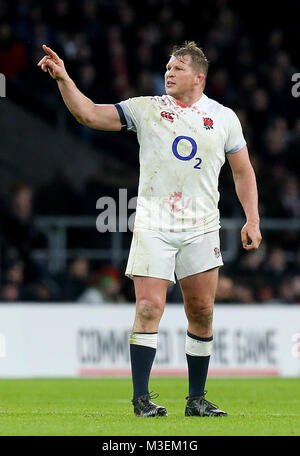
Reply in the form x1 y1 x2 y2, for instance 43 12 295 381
129 332 158 349
185 333 213 357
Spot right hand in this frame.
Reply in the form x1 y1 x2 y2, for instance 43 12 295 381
37 44 69 81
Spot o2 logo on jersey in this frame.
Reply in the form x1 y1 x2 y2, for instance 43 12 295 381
161 111 175 122
172 135 202 169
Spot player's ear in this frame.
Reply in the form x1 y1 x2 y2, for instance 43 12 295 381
196 72 205 87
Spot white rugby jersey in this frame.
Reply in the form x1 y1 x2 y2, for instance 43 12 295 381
117 93 246 233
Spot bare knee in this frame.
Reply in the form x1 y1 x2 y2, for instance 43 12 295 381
185 296 214 329
134 297 165 331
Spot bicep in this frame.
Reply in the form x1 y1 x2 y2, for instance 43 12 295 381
226 146 253 176
89 104 122 131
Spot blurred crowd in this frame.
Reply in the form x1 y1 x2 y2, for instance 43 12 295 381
1 167 300 305
0 0 299 303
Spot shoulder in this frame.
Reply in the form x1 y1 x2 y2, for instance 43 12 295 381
122 94 182 109
118 95 165 130
122 95 160 106
212 97 239 120
120 95 163 114
205 94 232 116
208 98 241 128
130 94 174 107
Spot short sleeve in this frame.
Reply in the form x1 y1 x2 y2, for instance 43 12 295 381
224 108 246 154
117 97 151 133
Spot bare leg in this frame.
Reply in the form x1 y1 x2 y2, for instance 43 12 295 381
180 267 219 338
132 276 169 332
180 267 220 399
130 276 169 407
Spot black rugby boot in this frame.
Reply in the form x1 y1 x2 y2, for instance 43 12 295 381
132 392 168 417
185 391 227 417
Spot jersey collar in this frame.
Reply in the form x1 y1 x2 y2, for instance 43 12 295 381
171 93 207 109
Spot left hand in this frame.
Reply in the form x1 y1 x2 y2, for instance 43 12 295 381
241 220 262 250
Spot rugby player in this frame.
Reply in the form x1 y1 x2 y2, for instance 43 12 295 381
38 41 262 418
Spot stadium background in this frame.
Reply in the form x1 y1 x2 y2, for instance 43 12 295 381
0 1 299 307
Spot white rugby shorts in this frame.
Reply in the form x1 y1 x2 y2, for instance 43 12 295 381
125 229 223 284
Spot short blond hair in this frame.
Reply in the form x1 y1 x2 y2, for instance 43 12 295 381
171 41 209 77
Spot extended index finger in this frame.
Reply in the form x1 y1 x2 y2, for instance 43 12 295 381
42 44 60 62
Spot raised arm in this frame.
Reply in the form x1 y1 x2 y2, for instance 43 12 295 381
37 44 122 131
227 146 262 250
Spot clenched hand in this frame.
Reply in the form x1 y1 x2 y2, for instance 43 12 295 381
241 220 262 250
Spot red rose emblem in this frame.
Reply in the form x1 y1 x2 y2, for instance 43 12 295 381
203 117 214 130
214 247 220 258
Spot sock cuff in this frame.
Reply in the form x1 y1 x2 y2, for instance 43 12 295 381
185 332 213 357
187 331 213 342
129 332 158 349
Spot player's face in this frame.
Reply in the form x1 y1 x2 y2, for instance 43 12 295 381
165 55 201 99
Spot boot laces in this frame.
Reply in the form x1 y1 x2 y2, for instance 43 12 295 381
148 391 159 401
187 390 219 409
139 392 160 413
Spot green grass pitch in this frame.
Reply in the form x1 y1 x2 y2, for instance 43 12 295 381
0 377 299 436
